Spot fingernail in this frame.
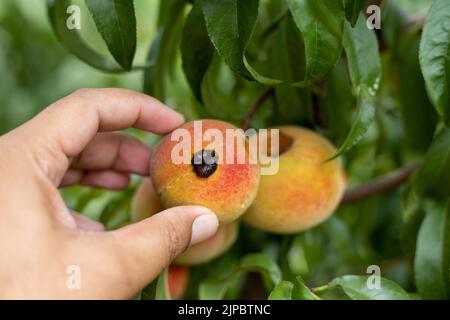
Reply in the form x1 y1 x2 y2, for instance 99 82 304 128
190 211 219 246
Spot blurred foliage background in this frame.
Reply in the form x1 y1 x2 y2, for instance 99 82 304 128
1 0 449 300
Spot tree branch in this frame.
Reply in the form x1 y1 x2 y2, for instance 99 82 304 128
341 161 422 204
242 87 274 131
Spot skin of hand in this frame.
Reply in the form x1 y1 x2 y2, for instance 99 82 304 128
0 88 219 299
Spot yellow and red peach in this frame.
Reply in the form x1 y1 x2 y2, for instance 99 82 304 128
168 265 189 300
243 126 347 234
131 177 240 265
150 120 260 224
174 220 239 266
130 178 161 223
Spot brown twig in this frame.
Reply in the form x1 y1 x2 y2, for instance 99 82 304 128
242 87 275 131
341 161 422 204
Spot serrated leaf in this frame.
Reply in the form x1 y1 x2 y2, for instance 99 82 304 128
398 31 437 151
268 281 293 300
200 0 280 84
181 1 214 102
342 0 368 26
199 253 282 300
419 0 450 125
287 0 345 87
414 201 450 299
343 17 380 90
414 129 450 200
330 15 380 159
329 275 410 300
47 0 122 72
85 0 136 70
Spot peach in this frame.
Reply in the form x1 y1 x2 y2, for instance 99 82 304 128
174 220 239 266
150 120 260 224
243 126 347 234
130 178 162 223
168 265 189 300
131 178 240 265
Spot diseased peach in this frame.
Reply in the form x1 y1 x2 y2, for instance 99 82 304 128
243 126 347 234
168 265 189 300
150 120 260 224
130 177 240 265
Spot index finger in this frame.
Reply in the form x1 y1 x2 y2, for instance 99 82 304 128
16 88 184 183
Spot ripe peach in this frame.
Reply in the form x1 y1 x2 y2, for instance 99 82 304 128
130 178 162 223
131 178 240 265
174 220 239 266
243 126 347 234
168 265 189 300
150 120 260 224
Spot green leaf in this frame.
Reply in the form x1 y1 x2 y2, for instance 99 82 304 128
268 281 293 300
270 16 311 122
140 269 171 300
320 59 354 142
292 276 318 300
343 17 380 91
85 0 136 70
47 0 122 72
342 0 368 26
401 192 426 258
329 275 410 300
200 0 280 84
181 1 214 102
199 253 282 300
330 15 380 159
156 268 171 300
99 196 130 230
398 31 437 151
143 0 186 99
419 0 450 125
414 129 450 200
414 201 450 299
287 0 345 87
74 188 104 213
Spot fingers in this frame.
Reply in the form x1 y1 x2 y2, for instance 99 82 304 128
60 170 130 190
69 133 152 176
17 88 183 185
68 206 218 298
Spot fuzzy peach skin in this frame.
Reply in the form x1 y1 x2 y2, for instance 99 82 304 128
150 120 260 224
168 265 189 300
131 178 239 265
243 126 347 234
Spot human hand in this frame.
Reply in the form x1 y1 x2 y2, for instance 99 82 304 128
0 88 218 299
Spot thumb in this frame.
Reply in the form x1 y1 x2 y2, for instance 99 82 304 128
68 206 218 298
